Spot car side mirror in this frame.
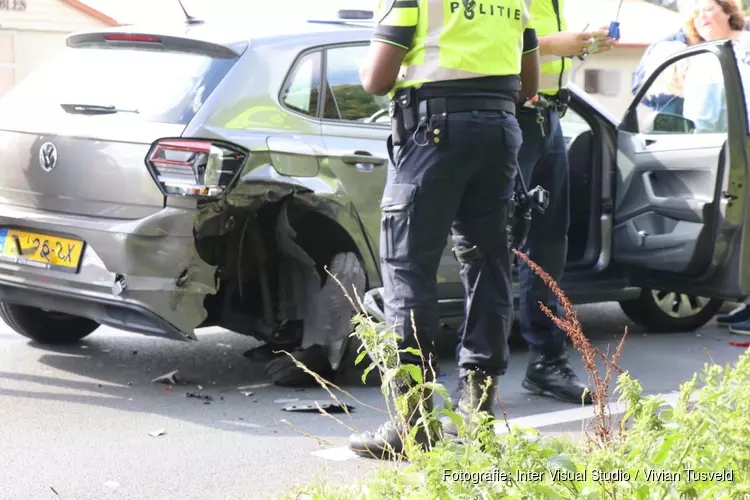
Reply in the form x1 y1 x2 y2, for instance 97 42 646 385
645 112 695 134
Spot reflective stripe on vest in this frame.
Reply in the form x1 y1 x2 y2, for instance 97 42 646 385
394 0 530 90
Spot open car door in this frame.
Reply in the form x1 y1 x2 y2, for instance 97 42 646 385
613 39 750 301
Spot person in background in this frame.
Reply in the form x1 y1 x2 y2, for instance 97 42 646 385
680 0 750 331
632 0 701 112
682 0 749 133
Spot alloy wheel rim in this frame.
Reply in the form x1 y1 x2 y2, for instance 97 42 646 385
650 290 710 319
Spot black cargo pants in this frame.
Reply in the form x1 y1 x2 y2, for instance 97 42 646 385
380 109 521 379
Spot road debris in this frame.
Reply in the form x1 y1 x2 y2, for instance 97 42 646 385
151 369 183 385
148 428 166 437
238 383 270 390
186 392 213 402
281 400 353 413
104 480 120 490
730 340 750 347
274 398 299 404
242 391 254 397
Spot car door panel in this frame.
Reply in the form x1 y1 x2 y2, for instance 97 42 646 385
319 44 462 298
613 40 750 300
614 131 725 273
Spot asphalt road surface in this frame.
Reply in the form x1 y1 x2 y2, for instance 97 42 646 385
0 302 746 500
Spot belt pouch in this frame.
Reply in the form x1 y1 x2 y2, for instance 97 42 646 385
389 99 407 147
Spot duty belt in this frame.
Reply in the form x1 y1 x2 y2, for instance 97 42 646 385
522 89 570 117
388 89 518 152
420 96 517 117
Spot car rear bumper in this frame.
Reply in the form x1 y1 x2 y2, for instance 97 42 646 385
0 203 218 340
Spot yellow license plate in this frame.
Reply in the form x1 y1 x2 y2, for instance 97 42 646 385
0 228 85 273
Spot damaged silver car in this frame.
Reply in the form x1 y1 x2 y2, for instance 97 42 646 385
1 12 750 386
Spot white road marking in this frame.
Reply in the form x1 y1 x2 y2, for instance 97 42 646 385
311 391 699 462
310 447 360 461
219 420 265 429
496 390 694 433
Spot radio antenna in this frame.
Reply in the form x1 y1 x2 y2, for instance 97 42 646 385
176 0 204 24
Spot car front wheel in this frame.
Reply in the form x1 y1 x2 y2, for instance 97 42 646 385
264 251 367 387
0 303 100 344
618 288 723 333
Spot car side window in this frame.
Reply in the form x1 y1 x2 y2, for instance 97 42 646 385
323 45 390 124
281 51 321 117
636 51 727 135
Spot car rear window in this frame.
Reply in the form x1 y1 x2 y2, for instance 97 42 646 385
1 46 237 125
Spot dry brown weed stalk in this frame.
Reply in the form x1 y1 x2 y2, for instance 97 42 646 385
513 249 627 446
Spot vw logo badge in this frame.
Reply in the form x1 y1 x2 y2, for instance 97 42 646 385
39 142 58 172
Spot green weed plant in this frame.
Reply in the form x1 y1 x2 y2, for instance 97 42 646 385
283 250 750 500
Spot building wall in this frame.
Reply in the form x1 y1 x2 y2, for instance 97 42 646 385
0 0 109 95
570 46 648 118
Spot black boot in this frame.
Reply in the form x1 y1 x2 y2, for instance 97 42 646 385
522 351 593 404
348 377 439 459
442 369 497 437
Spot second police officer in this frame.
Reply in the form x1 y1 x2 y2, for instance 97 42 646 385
511 1 616 405
348 0 541 459
449 1 617 410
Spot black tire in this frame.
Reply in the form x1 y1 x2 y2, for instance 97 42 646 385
0 303 99 344
264 251 367 387
618 288 723 333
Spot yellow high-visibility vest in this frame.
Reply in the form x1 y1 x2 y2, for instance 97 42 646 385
531 0 569 95
374 0 535 99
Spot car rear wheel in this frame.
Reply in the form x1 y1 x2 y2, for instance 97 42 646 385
618 288 723 333
264 251 367 387
0 303 100 344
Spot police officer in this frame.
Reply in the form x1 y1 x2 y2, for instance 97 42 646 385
348 0 540 459
514 1 615 404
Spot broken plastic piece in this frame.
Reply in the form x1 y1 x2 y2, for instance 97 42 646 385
151 369 181 385
282 400 353 413
149 428 166 437
186 392 213 401
274 397 299 404
104 481 120 490
729 341 750 347
238 383 270 390
112 274 127 296
242 391 254 397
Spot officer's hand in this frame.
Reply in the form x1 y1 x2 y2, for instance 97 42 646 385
551 31 593 58
591 27 617 53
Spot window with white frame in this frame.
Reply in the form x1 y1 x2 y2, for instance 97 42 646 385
583 68 620 97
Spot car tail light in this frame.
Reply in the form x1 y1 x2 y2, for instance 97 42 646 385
105 34 162 43
145 139 247 197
